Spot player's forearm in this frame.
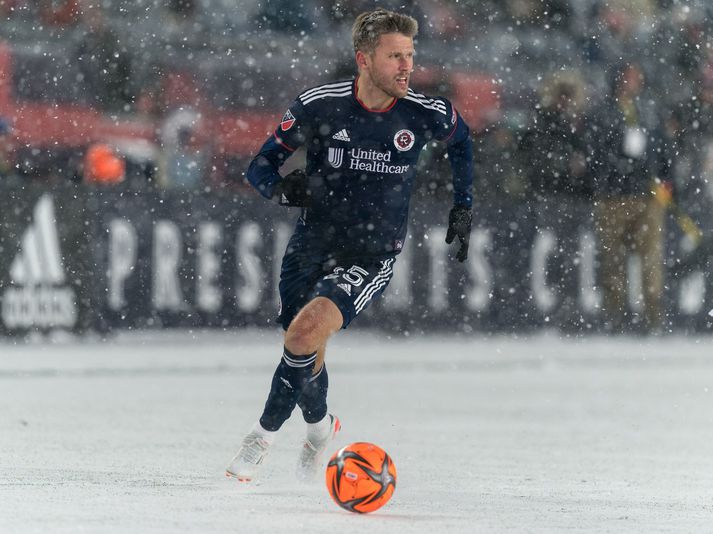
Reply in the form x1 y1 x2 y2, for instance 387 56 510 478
246 137 292 199
447 132 474 208
247 154 283 199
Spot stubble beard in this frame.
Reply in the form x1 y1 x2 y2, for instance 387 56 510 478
374 74 409 99
365 63 409 100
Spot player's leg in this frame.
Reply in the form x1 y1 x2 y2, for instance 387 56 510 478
296 339 328 423
258 297 342 432
226 299 341 482
295 257 396 480
595 198 629 332
275 300 342 481
227 254 397 482
226 238 341 481
295 341 340 481
635 197 665 333
284 296 343 356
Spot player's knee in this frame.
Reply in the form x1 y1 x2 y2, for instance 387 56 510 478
285 298 340 354
284 320 322 355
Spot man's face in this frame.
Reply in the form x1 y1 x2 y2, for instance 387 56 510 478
362 33 415 99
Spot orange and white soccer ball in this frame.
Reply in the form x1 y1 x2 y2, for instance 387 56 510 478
325 442 397 513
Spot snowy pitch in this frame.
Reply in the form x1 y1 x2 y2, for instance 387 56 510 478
1 330 712 533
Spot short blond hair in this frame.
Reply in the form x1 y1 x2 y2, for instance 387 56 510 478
351 9 418 54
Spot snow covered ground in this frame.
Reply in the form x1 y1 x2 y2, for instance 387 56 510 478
1 329 712 533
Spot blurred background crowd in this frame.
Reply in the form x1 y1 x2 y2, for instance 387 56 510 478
0 0 709 193
0 0 712 332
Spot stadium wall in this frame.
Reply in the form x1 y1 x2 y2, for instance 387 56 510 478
0 185 710 336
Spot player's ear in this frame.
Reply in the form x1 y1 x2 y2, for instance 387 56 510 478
355 50 368 70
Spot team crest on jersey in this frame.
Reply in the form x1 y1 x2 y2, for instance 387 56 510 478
393 129 415 152
328 147 344 168
280 109 296 131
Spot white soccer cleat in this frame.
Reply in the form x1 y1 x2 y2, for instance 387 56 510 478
296 414 341 482
226 424 275 482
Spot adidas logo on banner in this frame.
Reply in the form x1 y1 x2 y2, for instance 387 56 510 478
1 194 77 329
332 129 351 142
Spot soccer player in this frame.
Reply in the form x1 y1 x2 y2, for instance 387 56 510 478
226 9 474 482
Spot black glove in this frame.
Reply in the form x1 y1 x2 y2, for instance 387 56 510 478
273 169 310 207
445 205 472 262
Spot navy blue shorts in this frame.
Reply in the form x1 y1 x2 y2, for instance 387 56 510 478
278 235 396 330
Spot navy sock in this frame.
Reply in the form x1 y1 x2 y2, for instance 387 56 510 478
259 347 317 432
297 364 329 424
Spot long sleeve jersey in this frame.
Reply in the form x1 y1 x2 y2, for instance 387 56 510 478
247 77 474 260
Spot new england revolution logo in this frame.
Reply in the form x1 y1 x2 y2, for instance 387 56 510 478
393 129 415 152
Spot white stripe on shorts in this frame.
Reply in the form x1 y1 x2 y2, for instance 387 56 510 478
354 258 395 314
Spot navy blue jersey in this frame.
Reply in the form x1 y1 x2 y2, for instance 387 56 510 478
247 77 473 260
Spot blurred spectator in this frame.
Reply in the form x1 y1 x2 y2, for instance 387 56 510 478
672 70 713 219
0 117 12 178
419 3 467 39
38 0 80 27
670 8 707 79
504 0 573 28
0 0 18 18
167 0 197 19
254 0 321 34
74 4 134 112
588 62 672 334
156 70 204 115
473 118 528 200
163 126 205 189
522 70 591 200
694 66 713 196
583 0 659 91
0 0 709 204
84 143 125 185
648 4 710 107
159 108 206 189
161 0 209 49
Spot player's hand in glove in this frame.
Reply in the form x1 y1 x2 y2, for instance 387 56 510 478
445 205 472 262
273 169 311 207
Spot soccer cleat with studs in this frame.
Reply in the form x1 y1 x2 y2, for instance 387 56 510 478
296 414 341 482
226 428 274 482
